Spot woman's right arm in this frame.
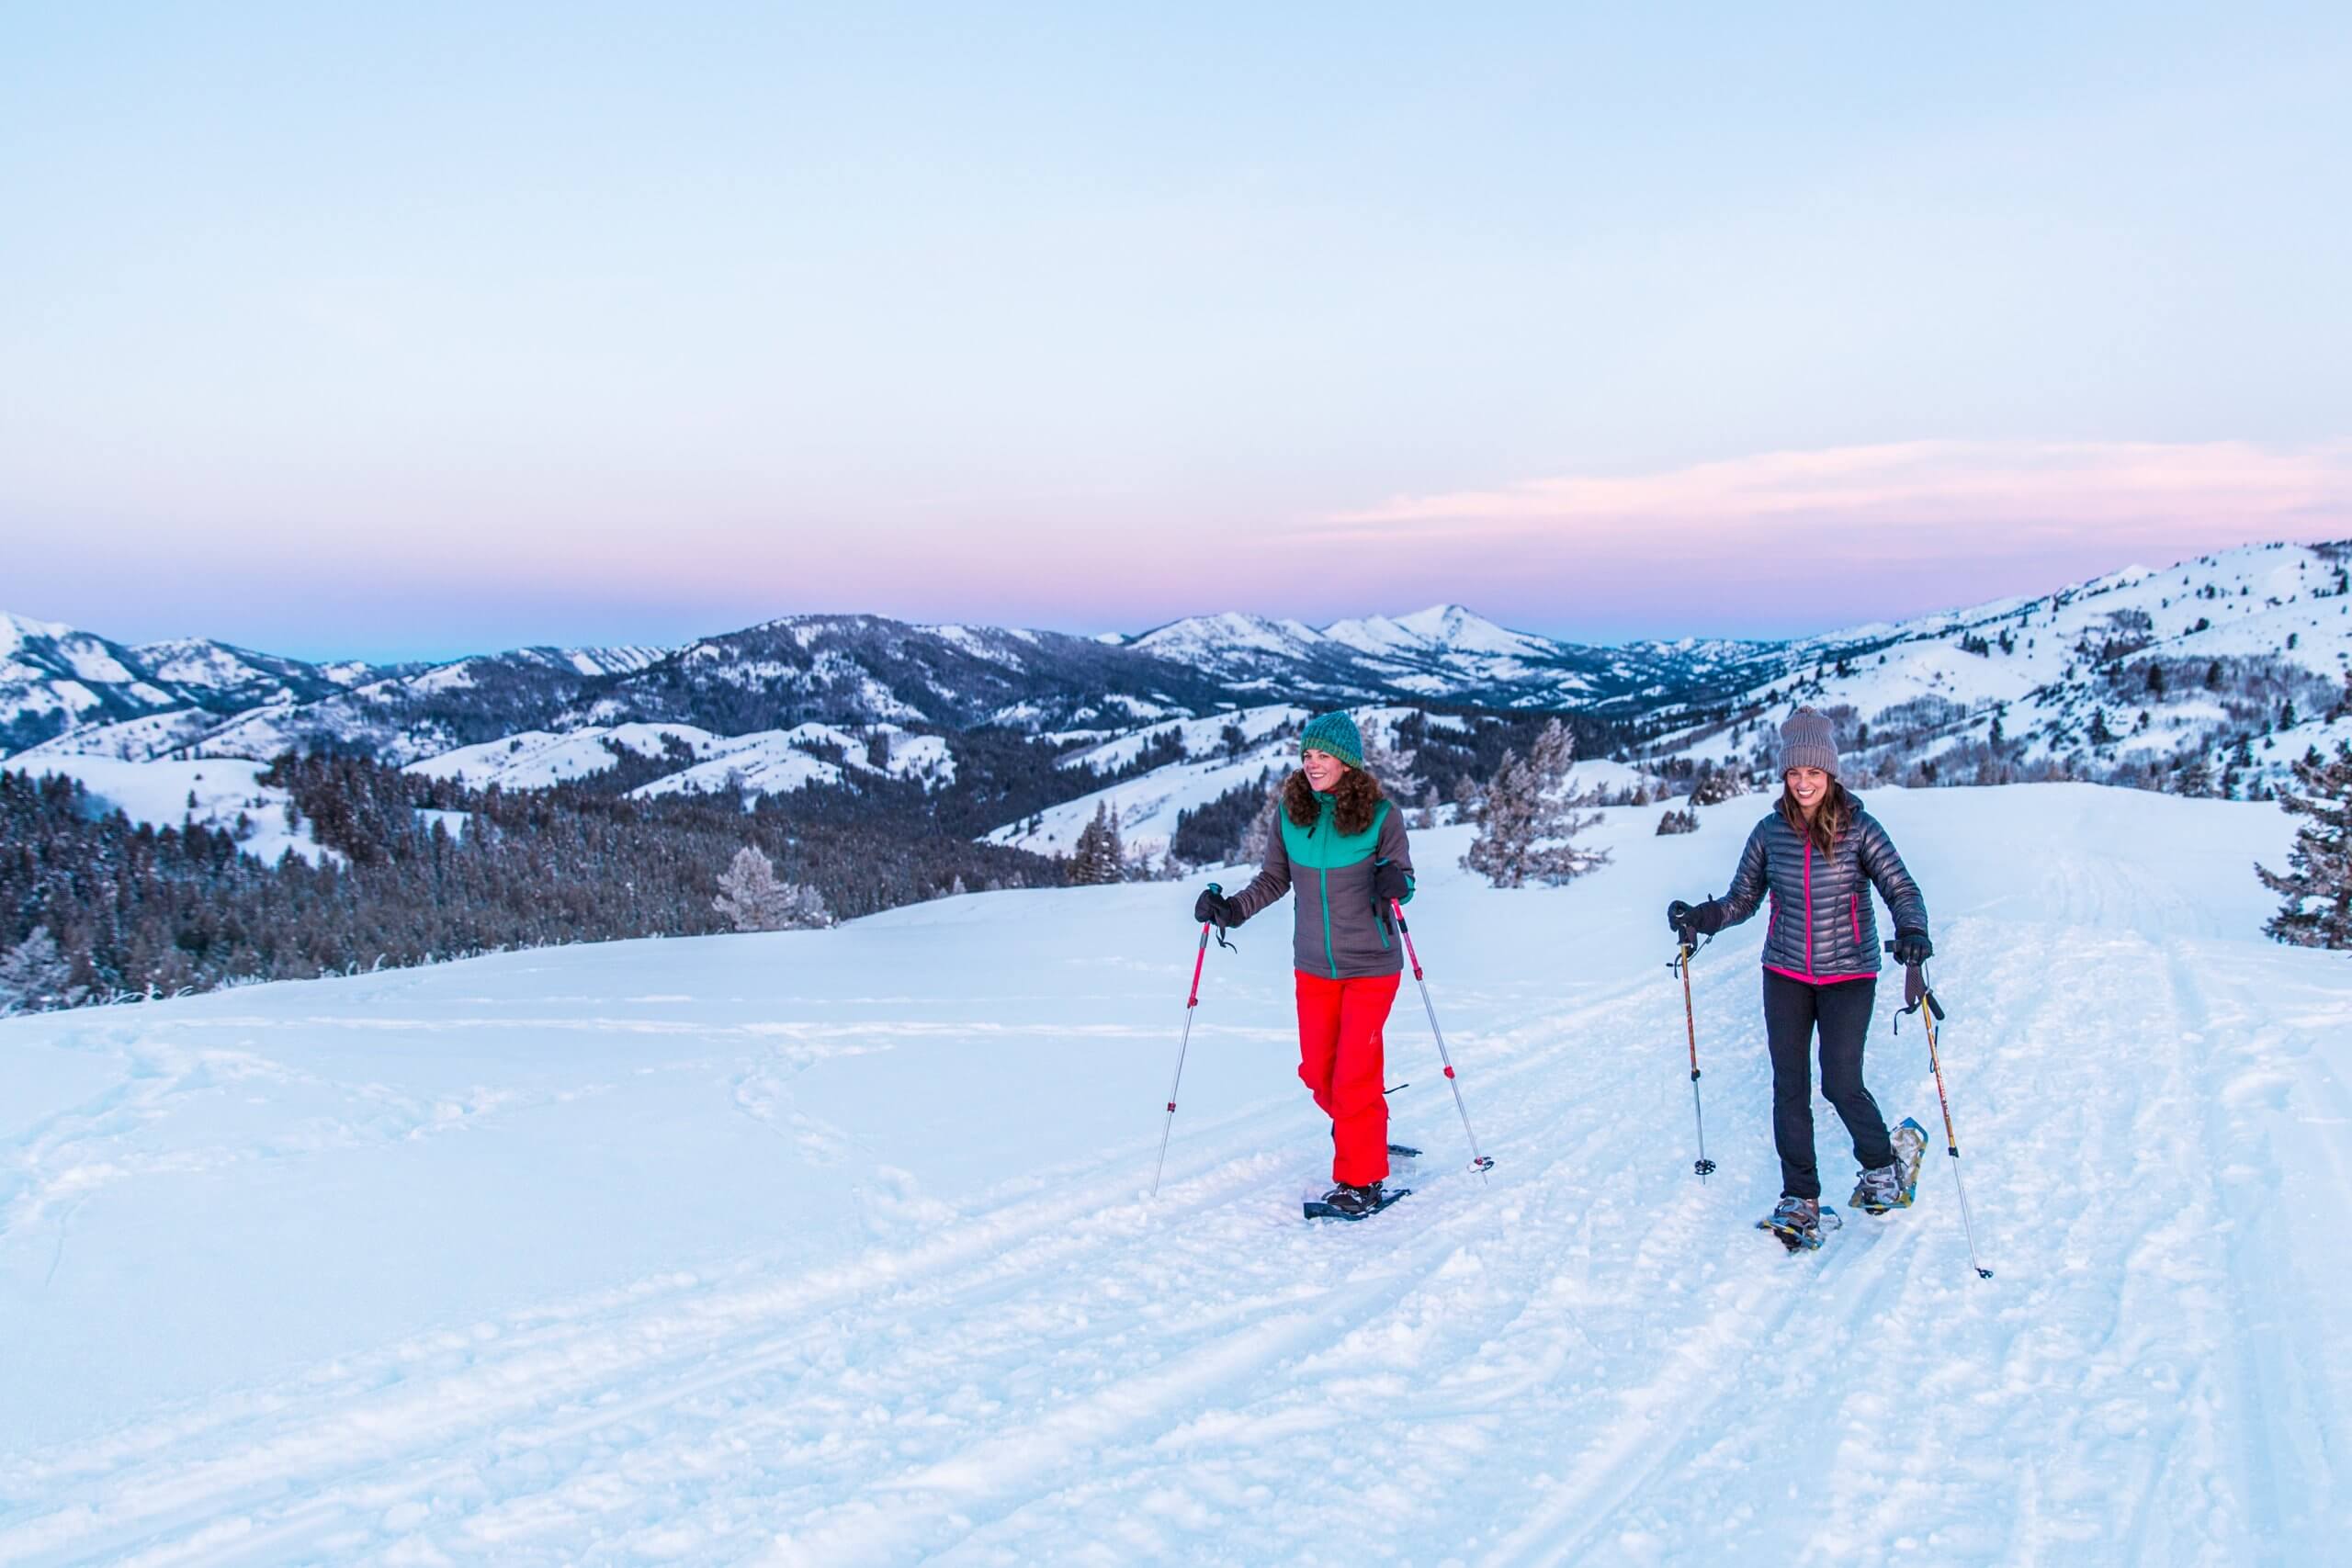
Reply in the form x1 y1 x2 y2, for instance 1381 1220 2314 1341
1227 825 1293 922
1714 822 1770 927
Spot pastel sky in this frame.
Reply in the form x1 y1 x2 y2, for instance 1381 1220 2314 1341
5 2 2349 660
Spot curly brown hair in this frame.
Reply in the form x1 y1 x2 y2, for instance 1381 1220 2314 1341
1283 764 1385 834
1775 776 1855 855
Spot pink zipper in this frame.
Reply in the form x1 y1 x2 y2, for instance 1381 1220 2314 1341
1803 840 1814 977
1849 893 1861 946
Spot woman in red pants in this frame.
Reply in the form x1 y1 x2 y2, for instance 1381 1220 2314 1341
1193 711 1414 1218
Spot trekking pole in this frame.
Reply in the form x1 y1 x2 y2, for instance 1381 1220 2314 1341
1391 899 1495 1179
1151 884 1227 1196
1890 944 1994 1280
1670 942 1717 1181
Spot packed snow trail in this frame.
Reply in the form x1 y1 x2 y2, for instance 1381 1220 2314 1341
1 786 2346 1565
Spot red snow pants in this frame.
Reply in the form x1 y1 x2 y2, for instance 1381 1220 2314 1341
1294 969 1401 1187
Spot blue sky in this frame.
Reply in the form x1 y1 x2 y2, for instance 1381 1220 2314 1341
4 2 2348 660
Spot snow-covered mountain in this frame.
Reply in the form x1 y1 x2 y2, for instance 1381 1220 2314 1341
1124 603 1775 709
0 613 378 756
2 784 2339 1562
10 539 2343 807
1640 538 2352 794
0 615 671 764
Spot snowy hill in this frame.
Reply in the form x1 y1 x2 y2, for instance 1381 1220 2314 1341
984 704 1311 858
1642 539 2352 794
18 754 334 865
401 720 955 799
2 784 2343 1564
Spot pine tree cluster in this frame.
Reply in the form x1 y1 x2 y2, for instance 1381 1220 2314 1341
0 759 1056 1010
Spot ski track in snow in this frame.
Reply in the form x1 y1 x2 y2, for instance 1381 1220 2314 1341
2 795 2348 1565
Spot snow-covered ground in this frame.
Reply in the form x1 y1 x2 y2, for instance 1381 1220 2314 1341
2 785 2346 1564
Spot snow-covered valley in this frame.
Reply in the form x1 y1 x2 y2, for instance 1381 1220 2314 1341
2 784 2344 1565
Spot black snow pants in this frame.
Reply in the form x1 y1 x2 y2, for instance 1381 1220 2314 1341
1763 970 1895 1201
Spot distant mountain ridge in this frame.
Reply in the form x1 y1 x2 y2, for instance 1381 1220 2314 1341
8 541 2345 812
3 601 1763 766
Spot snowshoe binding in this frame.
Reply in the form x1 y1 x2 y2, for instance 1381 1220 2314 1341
1850 1117 1928 1214
1305 1181 1409 1222
1757 1195 1840 1252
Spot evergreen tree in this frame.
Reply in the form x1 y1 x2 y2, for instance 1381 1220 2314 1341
1462 719 1610 888
1066 802 1126 886
0 926 84 1013
2257 743 2352 948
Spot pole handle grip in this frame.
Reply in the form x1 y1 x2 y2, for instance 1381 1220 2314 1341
1884 941 1948 1019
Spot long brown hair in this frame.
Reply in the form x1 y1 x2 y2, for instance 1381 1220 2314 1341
1776 775 1853 855
1283 764 1385 835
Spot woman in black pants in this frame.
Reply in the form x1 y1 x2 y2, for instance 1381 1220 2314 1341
1667 708 1932 1245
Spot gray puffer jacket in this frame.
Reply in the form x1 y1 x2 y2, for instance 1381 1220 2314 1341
1717 799 1928 983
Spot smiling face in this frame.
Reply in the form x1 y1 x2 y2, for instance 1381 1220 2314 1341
1784 765 1831 815
1301 747 1349 791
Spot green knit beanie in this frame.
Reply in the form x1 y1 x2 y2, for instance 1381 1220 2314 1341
1299 710 1364 770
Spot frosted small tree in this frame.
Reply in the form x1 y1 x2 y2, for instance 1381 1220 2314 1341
714 846 832 931
0 926 85 1013
1066 802 1126 886
1236 778 1284 867
1355 720 1419 805
1464 720 1611 887
1690 762 1747 807
2256 743 2352 948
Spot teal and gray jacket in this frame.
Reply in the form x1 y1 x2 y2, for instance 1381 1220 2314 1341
1229 794 1415 978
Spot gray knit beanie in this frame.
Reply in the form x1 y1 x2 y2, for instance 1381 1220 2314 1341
1779 706 1840 778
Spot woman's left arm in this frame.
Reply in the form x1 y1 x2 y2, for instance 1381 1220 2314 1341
1374 806 1416 905
1858 816 1928 937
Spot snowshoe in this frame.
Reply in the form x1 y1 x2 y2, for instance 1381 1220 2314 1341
1850 1117 1928 1214
1757 1195 1840 1252
1305 1181 1409 1222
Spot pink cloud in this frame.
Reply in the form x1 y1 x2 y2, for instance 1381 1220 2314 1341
1318 440 2352 555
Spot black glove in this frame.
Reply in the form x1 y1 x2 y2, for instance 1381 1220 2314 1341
1193 888 1238 927
1894 930 1933 967
1668 897 1724 943
1371 862 1410 907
